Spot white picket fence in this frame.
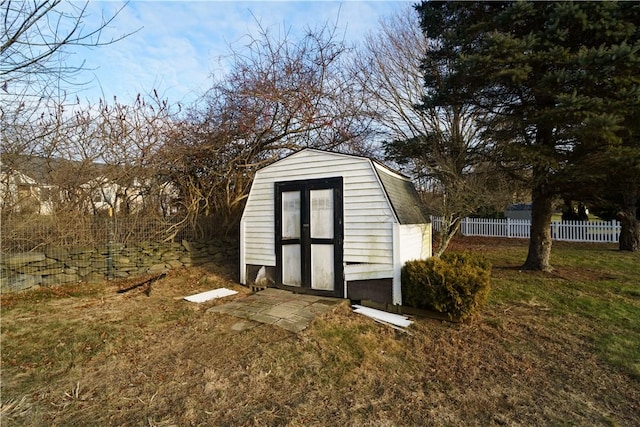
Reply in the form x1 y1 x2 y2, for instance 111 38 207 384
431 216 621 243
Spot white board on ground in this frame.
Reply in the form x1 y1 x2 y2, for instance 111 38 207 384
184 288 238 303
352 305 413 328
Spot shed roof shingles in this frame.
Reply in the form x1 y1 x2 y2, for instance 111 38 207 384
374 167 429 225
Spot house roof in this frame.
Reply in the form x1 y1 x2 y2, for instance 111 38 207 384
0 154 144 187
373 164 429 225
2 154 91 184
271 148 429 225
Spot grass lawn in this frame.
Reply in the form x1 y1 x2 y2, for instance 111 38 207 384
1 237 639 426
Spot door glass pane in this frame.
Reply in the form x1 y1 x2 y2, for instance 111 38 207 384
311 244 334 290
282 191 301 239
282 244 302 286
310 189 333 239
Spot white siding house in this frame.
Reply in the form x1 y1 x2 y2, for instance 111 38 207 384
240 149 431 306
0 158 55 214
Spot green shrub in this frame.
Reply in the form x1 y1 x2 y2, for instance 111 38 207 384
401 252 491 320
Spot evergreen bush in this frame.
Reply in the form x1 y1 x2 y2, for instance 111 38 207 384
401 252 491 320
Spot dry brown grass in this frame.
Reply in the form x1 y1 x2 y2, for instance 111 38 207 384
2 239 639 426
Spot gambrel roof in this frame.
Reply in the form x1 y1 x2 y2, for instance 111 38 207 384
372 162 428 225
269 148 429 225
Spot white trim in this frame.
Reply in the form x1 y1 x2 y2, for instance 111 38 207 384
352 305 412 328
373 161 409 182
343 261 348 301
392 223 402 305
240 217 246 284
369 159 400 224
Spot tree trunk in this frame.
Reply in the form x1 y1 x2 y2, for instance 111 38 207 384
618 207 639 251
523 187 554 271
434 216 462 257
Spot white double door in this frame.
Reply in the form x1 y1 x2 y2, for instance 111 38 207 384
275 177 343 297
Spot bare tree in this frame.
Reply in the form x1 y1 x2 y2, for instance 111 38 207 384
351 6 430 143
1 0 138 215
7 96 168 197
1 92 181 250
160 21 372 236
0 1 191 249
1 0 133 101
352 6 517 256
86 93 175 215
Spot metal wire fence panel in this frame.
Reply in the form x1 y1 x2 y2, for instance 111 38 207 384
1 213 239 292
1 214 195 254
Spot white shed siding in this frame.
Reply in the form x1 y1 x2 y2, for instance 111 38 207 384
344 263 394 281
399 224 432 263
242 150 396 269
243 180 277 266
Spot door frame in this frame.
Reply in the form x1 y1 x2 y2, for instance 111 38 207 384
274 177 344 298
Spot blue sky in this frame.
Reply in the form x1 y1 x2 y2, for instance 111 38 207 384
70 1 413 106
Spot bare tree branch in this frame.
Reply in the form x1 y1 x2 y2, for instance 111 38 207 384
159 19 372 235
1 0 137 99
352 6 519 256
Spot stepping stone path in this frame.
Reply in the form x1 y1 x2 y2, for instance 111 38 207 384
207 288 342 333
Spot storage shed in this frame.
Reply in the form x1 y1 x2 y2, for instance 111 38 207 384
240 148 431 306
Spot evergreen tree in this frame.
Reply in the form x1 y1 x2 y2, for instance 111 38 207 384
416 1 640 269
587 143 640 251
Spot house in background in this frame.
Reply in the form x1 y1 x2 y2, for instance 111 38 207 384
0 155 62 214
240 148 432 306
504 203 532 220
0 154 178 216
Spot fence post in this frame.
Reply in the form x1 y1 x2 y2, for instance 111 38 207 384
107 208 115 280
506 217 511 238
